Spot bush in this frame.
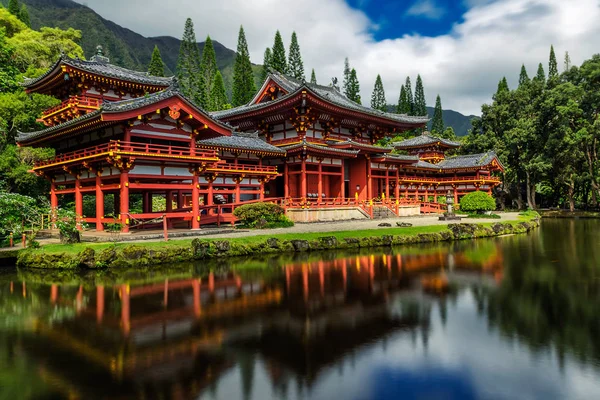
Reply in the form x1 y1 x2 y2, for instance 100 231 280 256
233 202 294 229
459 191 496 213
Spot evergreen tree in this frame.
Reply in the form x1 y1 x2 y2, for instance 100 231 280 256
343 57 351 96
261 48 272 82
534 63 545 86
8 0 19 16
347 68 361 104
518 64 529 88
413 74 427 116
147 45 165 77
564 51 571 72
405 76 414 115
176 18 206 107
200 36 218 102
431 94 444 135
288 31 305 80
496 76 509 96
441 127 456 140
232 26 256 107
548 45 558 79
18 4 29 27
209 71 228 111
370 74 386 111
271 30 287 74
397 85 410 114
310 68 317 84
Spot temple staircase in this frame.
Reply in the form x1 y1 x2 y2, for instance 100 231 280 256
371 205 398 219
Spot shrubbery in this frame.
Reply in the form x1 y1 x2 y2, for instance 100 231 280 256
233 202 294 229
459 191 496 213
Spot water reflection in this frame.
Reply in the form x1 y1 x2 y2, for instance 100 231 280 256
1 219 599 399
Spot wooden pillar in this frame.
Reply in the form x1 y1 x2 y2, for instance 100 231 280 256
385 168 390 199
235 180 241 204
301 157 307 199
166 191 173 213
75 175 83 230
284 162 289 198
95 174 104 231
340 159 345 198
96 286 104 323
114 192 120 217
454 186 458 204
395 169 400 199
366 159 372 200
259 158 265 200
177 190 184 209
142 192 150 213
50 180 58 214
120 170 130 233
425 186 429 203
317 162 323 204
192 175 200 229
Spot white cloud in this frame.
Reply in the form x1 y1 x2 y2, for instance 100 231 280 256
405 0 447 20
72 0 600 115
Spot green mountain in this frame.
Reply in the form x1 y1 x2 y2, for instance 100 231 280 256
10 0 262 98
426 106 477 137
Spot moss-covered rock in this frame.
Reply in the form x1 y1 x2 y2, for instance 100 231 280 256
78 248 96 269
290 240 310 252
17 250 80 269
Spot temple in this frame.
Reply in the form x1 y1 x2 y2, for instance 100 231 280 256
17 49 503 232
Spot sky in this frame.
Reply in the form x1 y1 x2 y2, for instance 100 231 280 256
72 0 600 115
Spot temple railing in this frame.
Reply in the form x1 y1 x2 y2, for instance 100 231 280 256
399 176 501 184
34 140 220 168
39 96 101 126
207 163 278 174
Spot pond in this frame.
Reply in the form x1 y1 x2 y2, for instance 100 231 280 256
1 219 600 400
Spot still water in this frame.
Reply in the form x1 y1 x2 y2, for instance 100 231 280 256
1 219 600 400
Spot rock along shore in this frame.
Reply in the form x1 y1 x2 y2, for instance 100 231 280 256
16 219 540 269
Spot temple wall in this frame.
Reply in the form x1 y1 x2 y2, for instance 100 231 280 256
286 207 369 222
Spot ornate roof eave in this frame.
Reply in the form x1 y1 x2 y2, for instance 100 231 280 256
22 55 174 93
328 139 393 154
196 144 284 158
283 141 359 158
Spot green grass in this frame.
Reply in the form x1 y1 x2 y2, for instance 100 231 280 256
31 213 538 256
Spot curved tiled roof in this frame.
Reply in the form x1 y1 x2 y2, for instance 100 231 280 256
22 54 174 89
328 139 393 153
197 131 286 155
282 139 360 157
17 84 232 144
393 132 461 149
437 151 503 169
211 71 429 126
371 154 420 162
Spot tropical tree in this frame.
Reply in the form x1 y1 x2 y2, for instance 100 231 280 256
346 68 361 104
405 76 414 115
176 18 205 107
288 31 304 80
147 45 165 77
261 47 272 82
232 26 256 106
209 71 229 111
200 35 218 102
271 30 287 73
310 68 317 84
413 74 427 116
370 74 386 111
431 95 444 135
397 85 410 114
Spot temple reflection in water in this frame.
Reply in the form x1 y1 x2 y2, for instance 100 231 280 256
2 244 504 399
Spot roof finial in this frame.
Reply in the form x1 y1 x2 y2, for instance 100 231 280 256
96 45 104 56
90 45 110 63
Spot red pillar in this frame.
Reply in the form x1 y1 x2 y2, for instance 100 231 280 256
75 176 83 230
395 169 400 199
50 180 58 218
340 159 345 199
367 158 372 200
317 162 323 204
454 186 458 204
192 175 200 229
166 191 173 212
284 162 289 199
301 158 307 200
95 174 104 231
120 170 130 233
259 158 265 200
142 192 150 213
177 190 184 209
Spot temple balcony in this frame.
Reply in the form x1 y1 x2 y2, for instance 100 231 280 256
398 176 502 185
38 96 101 127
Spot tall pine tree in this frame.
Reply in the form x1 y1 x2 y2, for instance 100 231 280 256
200 36 218 102
310 69 317 84
496 76 509 96
261 48 272 82
343 57 351 96
347 68 361 104
548 45 558 79
271 30 287 74
397 85 410 114
534 63 545 83
564 51 571 72
176 18 206 107
431 95 444 135
148 45 165 77
232 26 256 107
405 77 414 115
209 71 228 111
8 0 19 16
370 74 386 111
288 31 305 80
413 75 427 116
19 4 29 27
518 64 529 87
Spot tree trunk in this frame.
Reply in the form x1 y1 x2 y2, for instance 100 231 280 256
586 146 600 207
530 182 537 209
568 177 575 212
525 171 535 210
516 183 524 210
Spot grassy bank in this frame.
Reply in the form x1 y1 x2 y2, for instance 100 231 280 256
540 210 600 219
16 213 540 269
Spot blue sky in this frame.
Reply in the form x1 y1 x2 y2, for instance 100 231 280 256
347 0 470 40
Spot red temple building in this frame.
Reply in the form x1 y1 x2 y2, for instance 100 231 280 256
17 49 503 232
